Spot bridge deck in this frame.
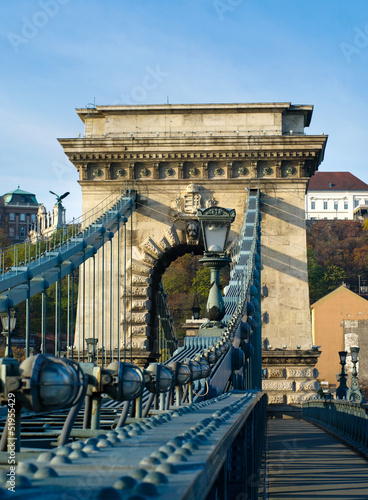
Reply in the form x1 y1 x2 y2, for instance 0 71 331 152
267 419 368 500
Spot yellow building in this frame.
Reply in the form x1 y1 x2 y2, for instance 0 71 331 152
311 285 368 389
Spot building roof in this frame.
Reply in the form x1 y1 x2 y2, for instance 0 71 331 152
308 172 368 192
3 188 38 205
76 102 314 126
310 285 368 310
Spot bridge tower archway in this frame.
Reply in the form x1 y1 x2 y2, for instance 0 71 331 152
61 103 328 366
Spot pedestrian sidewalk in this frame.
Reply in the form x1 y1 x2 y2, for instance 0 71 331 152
267 418 368 500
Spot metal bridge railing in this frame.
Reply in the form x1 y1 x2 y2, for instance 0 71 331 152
0 389 267 500
0 187 137 313
156 283 178 363
302 399 368 457
0 185 135 282
0 184 266 499
224 186 261 324
165 186 262 398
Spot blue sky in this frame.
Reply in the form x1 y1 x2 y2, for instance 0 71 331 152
1 0 368 218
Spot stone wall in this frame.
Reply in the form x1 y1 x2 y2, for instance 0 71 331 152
262 350 321 404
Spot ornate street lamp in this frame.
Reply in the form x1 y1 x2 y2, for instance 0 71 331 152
347 346 364 402
197 206 235 332
0 309 17 358
336 350 348 399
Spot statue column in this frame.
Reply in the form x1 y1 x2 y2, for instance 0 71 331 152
178 162 184 179
274 161 282 178
153 162 160 179
297 161 306 177
79 164 88 181
103 163 111 180
128 162 135 180
249 161 258 178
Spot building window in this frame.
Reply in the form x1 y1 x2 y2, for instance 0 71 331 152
365 199 368 205
311 201 315 210
354 199 359 208
19 227 25 238
334 201 338 210
31 214 36 222
344 201 348 210
20 213 26 222
9 213 15 221
323 201 328 210
9 227 14 237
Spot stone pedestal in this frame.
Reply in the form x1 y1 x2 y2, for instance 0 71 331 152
262 349 321 405
181 319 207 337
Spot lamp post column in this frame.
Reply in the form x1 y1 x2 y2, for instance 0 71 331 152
0 308 16 359
347 346 364 402
336 351 348 399
200 256 230 323
196 206 236 336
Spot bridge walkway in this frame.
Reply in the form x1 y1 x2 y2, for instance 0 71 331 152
267 419 368 500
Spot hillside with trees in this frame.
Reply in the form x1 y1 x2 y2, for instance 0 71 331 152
307 220 368 303
163 220 368 335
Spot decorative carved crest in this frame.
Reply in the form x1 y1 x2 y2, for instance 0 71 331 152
184 184 202 214
169 184 218 223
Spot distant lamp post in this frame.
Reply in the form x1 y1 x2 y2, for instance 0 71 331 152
336 350 348 399
86 338 98 363
191 294 201 320
347 346 364 402
0 309 17 358
197 207 235 329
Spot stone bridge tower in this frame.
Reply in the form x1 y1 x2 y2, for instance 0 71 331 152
59 103 327 368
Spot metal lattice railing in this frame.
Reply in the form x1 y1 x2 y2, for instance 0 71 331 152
223 186 261 323
302 399 368 457
0 185 135 282
0 187 137 313
169 186 262 393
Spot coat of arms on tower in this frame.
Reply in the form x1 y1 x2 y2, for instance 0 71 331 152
183 184 202 214
169 184 218 223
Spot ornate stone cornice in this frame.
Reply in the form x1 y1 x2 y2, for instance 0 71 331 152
66 149 319 162
59 134 327 182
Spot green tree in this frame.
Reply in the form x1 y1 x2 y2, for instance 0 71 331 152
323 265 347 294
0 229 9 250
162 253 230 338
307 247 326 303
307 220 368 303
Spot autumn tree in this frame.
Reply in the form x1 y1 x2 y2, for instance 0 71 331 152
0 229 9 250
307 220 368 303
162 253 229 338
